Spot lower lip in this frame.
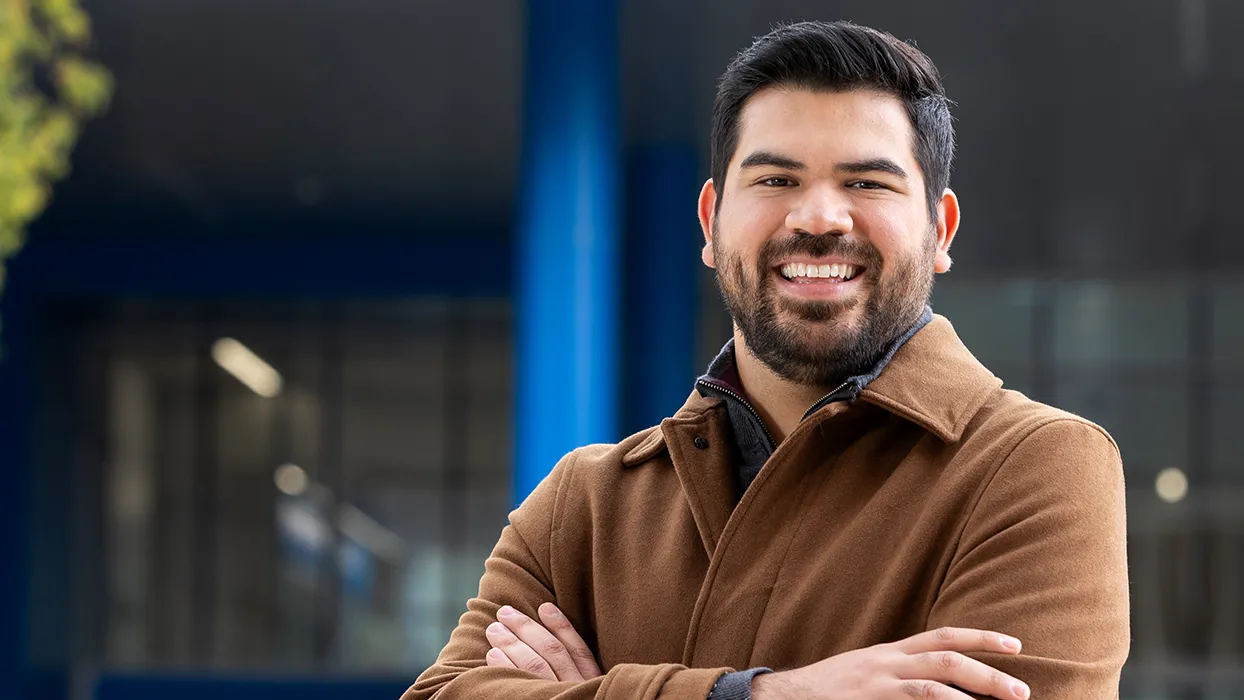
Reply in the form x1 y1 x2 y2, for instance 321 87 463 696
774 271 864 299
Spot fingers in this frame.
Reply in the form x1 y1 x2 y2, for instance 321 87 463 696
493 606 584 682
537 603 602 679
893 627 1022 656
900 651 1030 700
889 628 1028 700
485 646 516 669
485 621 557 680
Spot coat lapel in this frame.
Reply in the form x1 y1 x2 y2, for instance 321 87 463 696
661 395 736 557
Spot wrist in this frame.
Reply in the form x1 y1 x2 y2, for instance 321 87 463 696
749 671 787 700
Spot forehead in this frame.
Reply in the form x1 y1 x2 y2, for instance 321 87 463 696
732 87 917 170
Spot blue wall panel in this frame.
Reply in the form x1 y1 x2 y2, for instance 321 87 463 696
0 263 36 700
624 144 701 433
93 674 411 700
14 232 510 300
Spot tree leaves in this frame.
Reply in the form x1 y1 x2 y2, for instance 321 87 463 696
0 0 113 300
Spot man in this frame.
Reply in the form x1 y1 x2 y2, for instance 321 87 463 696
404 20 1129 700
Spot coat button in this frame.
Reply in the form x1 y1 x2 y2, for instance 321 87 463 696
693 436 710 449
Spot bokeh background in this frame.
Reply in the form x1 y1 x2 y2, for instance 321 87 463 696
2 1 1242 699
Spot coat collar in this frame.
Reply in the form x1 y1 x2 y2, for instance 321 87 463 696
855 314 1002 443
621 314 1000 466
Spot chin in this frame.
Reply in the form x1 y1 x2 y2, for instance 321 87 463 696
777 303 863 331
780 318 860 354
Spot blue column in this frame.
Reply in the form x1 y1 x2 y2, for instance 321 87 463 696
515 0 620 503
624 144 701 433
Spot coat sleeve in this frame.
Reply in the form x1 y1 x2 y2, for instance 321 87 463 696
401 450 731 700
926 419 1130 700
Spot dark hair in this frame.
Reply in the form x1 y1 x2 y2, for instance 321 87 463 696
711 21 954 221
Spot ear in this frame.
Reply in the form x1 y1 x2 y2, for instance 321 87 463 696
933 188 960 274
697 178 718 268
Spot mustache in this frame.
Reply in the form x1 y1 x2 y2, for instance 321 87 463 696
757 233 883 270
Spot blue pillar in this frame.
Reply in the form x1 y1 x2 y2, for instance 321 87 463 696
515 0 620 503
624 144 701 433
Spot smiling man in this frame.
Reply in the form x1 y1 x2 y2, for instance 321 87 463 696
403 21 1130 700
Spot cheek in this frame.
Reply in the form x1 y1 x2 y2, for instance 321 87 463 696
718 200 783 264
738 200 783 232
859 206 927 268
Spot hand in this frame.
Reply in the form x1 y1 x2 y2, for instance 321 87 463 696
484 603 602 682
751 627 1030 700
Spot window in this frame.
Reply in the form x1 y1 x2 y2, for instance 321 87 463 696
68 300 511 672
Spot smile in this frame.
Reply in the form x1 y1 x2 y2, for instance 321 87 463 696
777 262 861 281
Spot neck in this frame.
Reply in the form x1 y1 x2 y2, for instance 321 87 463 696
732 329 835 443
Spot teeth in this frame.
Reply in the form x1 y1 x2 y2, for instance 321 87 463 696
779 263 859 280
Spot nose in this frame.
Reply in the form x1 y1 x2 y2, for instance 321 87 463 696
784 183 853 236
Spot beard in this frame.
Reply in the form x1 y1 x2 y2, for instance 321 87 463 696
714 224 935 388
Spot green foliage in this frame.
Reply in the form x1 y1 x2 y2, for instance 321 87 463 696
0 0 113 293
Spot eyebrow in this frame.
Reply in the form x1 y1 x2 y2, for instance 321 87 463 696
834 158 909 180
738 150 806 171
737 151 909 181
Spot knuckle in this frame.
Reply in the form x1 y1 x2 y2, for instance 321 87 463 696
901 680 943 699
937 651 963 671
933 627 956 645
540 639 567 658
990 670 1005 688
521 657 549 675
570 646 597 662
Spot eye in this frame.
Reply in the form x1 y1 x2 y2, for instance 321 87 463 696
758 176 795 187
848 180 888 190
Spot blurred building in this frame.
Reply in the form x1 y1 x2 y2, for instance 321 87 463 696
1 1 1242 699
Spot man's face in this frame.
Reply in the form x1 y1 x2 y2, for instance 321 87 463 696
699 87 958 387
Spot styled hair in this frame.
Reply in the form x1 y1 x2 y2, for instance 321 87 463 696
711 20 954 221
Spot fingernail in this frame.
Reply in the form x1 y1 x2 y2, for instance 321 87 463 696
487 622 506 634
498 606 516 618
539 603 560 617
1012 681 1030 699
1001 635 1021 651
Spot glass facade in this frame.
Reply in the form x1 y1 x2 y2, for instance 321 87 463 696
58 301 511 673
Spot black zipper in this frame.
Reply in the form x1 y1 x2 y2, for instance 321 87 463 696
801 380 855 421
697 377 856 447
695 377 778 448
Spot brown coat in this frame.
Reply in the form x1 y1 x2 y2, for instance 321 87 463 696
404 315 1130 700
